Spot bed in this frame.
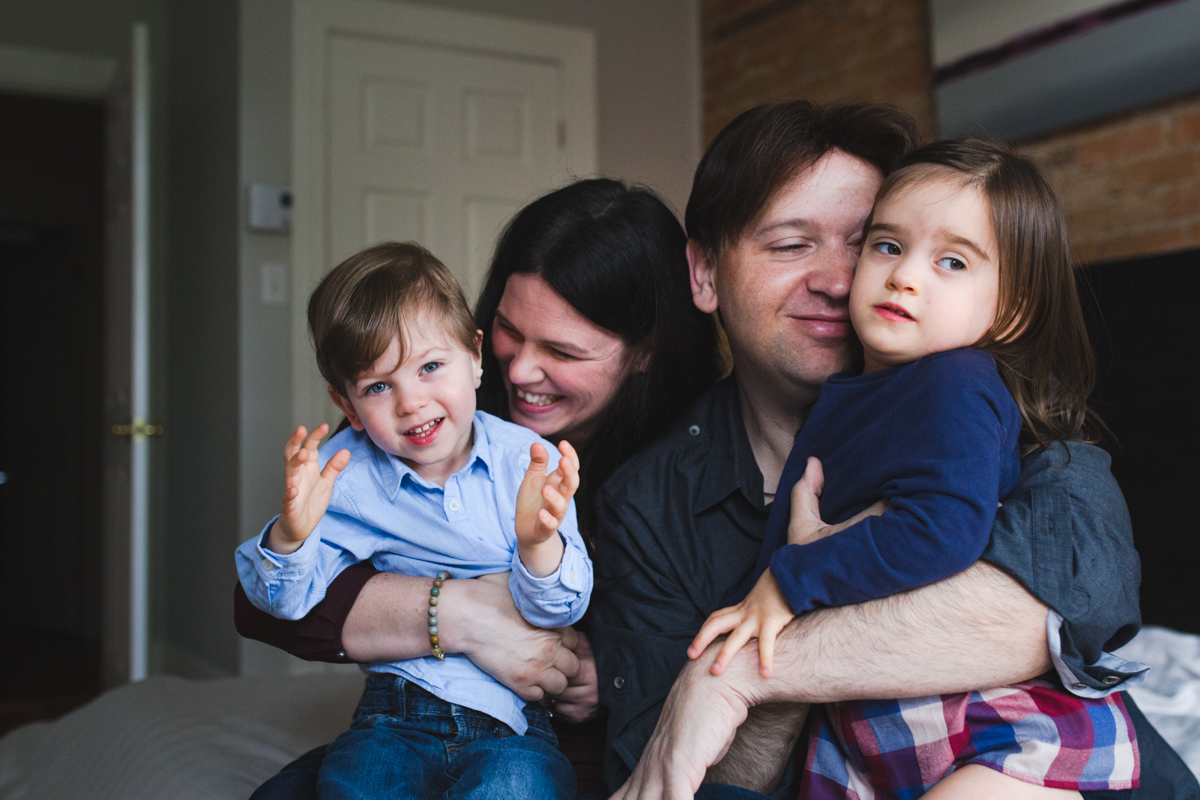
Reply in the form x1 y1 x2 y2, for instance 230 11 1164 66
1 627 1198 799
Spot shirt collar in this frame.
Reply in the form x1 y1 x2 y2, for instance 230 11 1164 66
695 374 768 514
373 413 493 499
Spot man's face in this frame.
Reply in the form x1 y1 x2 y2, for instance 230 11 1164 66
690 149 884 394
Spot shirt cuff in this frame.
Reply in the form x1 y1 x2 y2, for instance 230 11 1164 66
254 515 322 579
1047 609 1149 697
509 533 592 627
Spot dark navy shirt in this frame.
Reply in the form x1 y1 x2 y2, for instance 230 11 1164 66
755 348 1022 614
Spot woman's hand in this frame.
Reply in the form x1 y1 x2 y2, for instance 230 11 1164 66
448 573 581 701
549 631 599 723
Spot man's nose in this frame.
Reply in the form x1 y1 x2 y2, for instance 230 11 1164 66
806 246 856 301
507 344 546 385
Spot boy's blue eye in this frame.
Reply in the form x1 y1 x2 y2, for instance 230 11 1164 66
874 242 901 256
420 362 440 375
937 256 966 271
367 382 387 394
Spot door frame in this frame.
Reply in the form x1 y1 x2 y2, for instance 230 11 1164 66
290 0 597 428
0 42 141 688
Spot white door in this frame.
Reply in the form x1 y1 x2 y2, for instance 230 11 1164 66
329 36 567 302
291 0 596 428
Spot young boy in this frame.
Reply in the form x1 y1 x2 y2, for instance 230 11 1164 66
236 242 591 799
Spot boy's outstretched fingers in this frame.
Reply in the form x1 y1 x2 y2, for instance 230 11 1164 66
283 425 308 461
710 620 755 676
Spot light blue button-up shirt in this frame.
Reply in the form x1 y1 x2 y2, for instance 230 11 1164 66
236 411 592 734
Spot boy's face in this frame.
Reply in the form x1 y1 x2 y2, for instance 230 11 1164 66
850 176 1000 372
330 314 483 486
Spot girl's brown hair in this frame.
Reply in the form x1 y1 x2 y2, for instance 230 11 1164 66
875 138 1102 451
308 241 478 396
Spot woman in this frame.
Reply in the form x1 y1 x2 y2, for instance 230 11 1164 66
235 178 724 798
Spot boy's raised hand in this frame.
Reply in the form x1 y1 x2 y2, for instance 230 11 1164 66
687 568 795 678
515 440 579 576
267 424 351 555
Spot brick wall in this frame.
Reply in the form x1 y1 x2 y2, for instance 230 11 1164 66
701 0 1200 263
1021 95 1200 264
702 0 935 142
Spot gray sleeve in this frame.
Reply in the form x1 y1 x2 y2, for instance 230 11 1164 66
982 442 1142 692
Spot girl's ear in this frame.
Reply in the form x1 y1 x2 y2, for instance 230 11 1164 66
328 385 365 431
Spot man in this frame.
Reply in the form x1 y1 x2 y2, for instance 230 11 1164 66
590 101 1197 799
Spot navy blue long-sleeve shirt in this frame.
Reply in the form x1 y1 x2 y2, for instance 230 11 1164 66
754 348 1023 614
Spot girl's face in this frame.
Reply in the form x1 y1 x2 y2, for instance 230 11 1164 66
850 176 1000 373
491 273 636 446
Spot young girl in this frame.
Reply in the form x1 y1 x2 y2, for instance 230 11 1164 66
689 138 1139 797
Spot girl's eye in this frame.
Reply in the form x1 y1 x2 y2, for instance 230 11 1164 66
420 362 441 375
873 241 901 256
366 382 388 395
937 256 966 271
549 348 577 361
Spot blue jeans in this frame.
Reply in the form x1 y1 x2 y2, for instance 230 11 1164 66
315 673 575 800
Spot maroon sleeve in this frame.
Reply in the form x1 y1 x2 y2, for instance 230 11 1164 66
233 561 379 662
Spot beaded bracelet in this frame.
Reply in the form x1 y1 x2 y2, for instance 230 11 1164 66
429 570 450 661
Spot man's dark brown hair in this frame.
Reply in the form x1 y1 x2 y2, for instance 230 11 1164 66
308 241 478 397
685 100 925 256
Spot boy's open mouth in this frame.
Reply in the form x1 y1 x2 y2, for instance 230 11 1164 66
403 418 444 442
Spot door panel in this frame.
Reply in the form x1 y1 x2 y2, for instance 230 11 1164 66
328 33 568 301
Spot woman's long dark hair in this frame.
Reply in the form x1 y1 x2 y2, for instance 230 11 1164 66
475 179 724 534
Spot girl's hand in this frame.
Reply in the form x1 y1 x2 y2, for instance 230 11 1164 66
550 631 600 723
687 569 795 678
267 424 350 555
788 456 889 545
515 441 580 547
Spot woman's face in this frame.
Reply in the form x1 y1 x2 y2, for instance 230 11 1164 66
491 273 636 446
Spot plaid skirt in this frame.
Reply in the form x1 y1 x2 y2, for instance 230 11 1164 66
801 678 1139 799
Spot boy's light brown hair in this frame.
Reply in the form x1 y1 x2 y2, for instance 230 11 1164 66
308 241 478 397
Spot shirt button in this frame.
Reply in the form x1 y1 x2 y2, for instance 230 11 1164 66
262 559 275 571
448 499 461 512
613 676 626 689
1102 675 1122 686
337 650 347 661
688 425 701 436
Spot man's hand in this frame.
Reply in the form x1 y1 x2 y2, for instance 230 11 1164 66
515 441 579 576
788 456 889 544
610 647 752 800
550 630 600 723
267 424 350 555
688 570 794 677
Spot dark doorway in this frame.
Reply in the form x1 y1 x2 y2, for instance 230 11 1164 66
1079 248 1200 635
0 92 106 735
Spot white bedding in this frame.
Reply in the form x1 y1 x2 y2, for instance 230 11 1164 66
1117 625 1200 778
0 672 364 800
2 626 1198 799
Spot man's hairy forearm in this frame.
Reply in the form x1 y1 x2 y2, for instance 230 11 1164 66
730 561 1051 708
705 702 809 793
